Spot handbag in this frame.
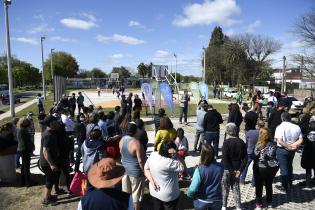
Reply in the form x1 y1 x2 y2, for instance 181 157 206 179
70 170 87 196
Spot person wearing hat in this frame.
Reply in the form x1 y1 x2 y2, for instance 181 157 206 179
119 122 145 210
268 101 286 139
81 125 107 175
39 115 60 206
221 123 247 210
194 102 207 152
77 158 133 210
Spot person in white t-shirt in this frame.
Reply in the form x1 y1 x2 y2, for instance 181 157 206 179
144 141 185 210
275 112 303 192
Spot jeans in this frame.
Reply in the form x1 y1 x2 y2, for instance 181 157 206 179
194 130 205 150
253 165 278 205
179 106 188 123
193 200 222 210
276 148 295 190
204 131 220 157
240 154 255 184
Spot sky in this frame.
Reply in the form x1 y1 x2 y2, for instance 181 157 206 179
0 0 313 76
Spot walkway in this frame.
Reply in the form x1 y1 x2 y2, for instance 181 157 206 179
0 99 36 121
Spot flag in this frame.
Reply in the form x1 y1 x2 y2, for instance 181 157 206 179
160 82 174 113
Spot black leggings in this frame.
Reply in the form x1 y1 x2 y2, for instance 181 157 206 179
152 196 179 210
20 152 31 185
254 166 278 205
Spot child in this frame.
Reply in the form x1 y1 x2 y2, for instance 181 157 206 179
301 121 315 187
175 128 190 179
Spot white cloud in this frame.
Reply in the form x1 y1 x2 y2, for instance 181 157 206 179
128 20 144 28
60 14 97 30
28 24 55 34
245 20 261 33
96 34 145 45
50 36 76 43
173 0 241 27
283 40 306 49
225 28 236 36
155 50 171 58
110 54 124 59
12 37 38 45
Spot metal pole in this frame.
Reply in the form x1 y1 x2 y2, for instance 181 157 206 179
50 48 55 101
281 56 286 94
203 47 206 83
174 53 177 83
41 36 46 99
4 0 15 117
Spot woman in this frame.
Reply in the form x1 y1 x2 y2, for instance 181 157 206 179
227 103 243 137
253 127 279 210
154 116 177 151
17 117 35 187
301 121 315 187
144 141 185 210
119 112 132 136
187 144 224 210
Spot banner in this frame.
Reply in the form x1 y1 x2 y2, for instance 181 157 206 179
151 80 161 109
160 82 174 113
189 82 200 104
141 83 153 112
199 82 208 101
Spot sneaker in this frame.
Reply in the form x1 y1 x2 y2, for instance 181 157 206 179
254 204 262 210
42 197 58 206
221 207 226 210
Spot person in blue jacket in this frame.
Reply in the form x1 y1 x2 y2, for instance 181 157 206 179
187 144 224 210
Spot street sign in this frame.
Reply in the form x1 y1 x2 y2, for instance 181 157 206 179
110 73 119 79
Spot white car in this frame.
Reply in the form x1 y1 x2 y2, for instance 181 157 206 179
224 90 238 98
288 96 304 110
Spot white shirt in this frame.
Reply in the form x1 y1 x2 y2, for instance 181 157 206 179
275 121 302 147
61 114 75 132
268 96 277 103
144 152 184 202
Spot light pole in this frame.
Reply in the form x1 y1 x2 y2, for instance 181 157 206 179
173 53 177 83
4 0 15 117
50 48 55 101
281 56 286 94
41 36 46 99
202 47 206 83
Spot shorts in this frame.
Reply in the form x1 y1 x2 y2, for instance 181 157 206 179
122 175 145 202
41 165 58 189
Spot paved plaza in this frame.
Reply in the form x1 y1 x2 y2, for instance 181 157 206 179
24 91 315 210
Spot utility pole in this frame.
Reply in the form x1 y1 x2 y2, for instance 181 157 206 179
281 56 286 94
202 47 206 83
4 0 15 117
173 53 177 83
41 36 46 99
50 48 55 101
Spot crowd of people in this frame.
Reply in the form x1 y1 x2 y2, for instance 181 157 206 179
0 88 315 210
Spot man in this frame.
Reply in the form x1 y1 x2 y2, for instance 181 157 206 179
61 109 75 164
179 90 190 124
77 92 85 114
203 104 223 157
268 101 285 139
97 86 101 96
280 92 292 111
126 92 133 113
77 158 133 210
194 102 207 152
59 94 70 110
275 112 303 192
69 93 76 117
114 106 121 124
40 115 60 205
36 93 44 114
119 123 145 210
121 95 128 117
26 112 35 154
252 90 263 118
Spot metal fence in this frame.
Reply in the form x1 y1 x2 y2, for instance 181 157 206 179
54 75 66 103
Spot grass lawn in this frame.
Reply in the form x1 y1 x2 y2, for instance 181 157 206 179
0 95 54 132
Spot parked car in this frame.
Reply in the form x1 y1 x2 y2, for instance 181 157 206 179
223 89 238 98
1 94 20 105
286 96 303 118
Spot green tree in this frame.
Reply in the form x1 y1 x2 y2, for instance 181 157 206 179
137 62 148 79
90 68 107 78
203 26 227 84
44 51 79 81
111 66 131 79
